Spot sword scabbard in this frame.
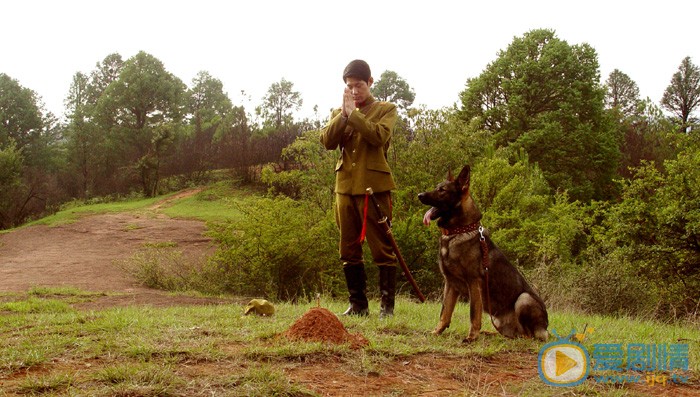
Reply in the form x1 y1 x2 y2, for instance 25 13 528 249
365 188 426 302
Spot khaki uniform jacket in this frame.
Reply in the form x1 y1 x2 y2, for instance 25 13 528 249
320 96 398 195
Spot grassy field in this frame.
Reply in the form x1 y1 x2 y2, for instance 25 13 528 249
1 186 698 395
0 287 698 396
9 181 251 230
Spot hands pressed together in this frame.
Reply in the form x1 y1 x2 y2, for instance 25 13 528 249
342 87 355 118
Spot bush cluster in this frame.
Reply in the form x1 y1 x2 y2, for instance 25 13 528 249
124 109 699 322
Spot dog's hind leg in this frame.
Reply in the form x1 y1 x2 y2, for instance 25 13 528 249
492 312 520 338
433 283 459 335
465 280 484 342
515 293 549 341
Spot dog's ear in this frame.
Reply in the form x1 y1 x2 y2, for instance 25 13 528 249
446 169 454 182
457 165 471 191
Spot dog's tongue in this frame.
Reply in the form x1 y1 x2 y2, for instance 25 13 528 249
423 207 436 226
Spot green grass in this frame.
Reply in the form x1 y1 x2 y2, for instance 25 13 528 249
5 181 257 232
160 181 261 223
0 290 697 396
21 194 166 228
1 183 697 395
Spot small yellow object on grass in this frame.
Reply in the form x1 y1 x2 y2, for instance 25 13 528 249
244 299 275 316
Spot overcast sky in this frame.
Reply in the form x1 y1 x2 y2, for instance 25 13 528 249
2 0 699 121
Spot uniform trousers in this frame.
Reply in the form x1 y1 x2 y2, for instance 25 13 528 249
334 191 397 268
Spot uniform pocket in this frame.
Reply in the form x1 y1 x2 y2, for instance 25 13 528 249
367 160 391 173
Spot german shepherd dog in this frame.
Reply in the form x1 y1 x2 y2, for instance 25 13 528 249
418 165 549 342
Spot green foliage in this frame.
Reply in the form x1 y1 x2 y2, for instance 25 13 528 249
118 246 212 293
471 152 552 269
174 71 237 181
253 95 698 320
459 29 621 201
0 74 64 227
94 51 187 197
20 193 160 228
261 129 337 208
529 248 656 317
388 208 446 297
617 98 677 179
370 70 416 111
256 78 302 131
391 108 491 211
661 56 700 126
64 71 106 198
208 196 340 300
64 54 122 198
530 138 699 319
595 149 700 318
0 73 43 152
604 69 641 118
0 141 23 227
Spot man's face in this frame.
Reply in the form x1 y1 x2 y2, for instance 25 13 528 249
345 76 373 105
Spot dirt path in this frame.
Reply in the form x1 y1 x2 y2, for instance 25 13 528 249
0 189 224 307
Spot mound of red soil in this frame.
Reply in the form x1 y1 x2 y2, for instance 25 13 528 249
284 307 369 349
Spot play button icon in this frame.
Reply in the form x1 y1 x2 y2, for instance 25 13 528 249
539 340 589 387
555 350 578 376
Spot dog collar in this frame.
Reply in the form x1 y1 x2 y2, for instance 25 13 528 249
441 222 481 236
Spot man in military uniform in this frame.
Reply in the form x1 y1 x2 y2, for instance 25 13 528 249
320 59 398 318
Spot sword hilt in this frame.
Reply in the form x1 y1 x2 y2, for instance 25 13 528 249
366 187 390 227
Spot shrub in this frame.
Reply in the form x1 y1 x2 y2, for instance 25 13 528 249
471 152 552 269
118 246 214 293
529 252 655 317
207 196 340 300
593 153 700 319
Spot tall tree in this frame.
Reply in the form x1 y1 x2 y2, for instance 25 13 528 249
214 105 252 171
95 51 186 196
0 74 61 227
605 69 641 119
64 71 103 197
371 70 416 111
459 29 620 201
257 78 302 131
0 73 43 152
661 56 700 127
617 98 676 178
63 55 125 197
0 141 23 228
175 71 235 179
88 53 124 101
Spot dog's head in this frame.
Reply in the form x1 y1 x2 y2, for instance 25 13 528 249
418 165 481 228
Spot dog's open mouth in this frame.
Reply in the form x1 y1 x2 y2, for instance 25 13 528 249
423 207 439 226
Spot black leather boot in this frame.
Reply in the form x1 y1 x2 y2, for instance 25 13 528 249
341 264 369 316
379 265 397 319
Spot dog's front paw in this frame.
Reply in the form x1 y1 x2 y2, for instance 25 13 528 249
432 324 448 335
463 331 480 343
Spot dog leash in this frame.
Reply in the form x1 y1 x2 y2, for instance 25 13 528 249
478 226 498 331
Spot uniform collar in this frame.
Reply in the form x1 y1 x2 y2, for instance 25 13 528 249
355 95 375 109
